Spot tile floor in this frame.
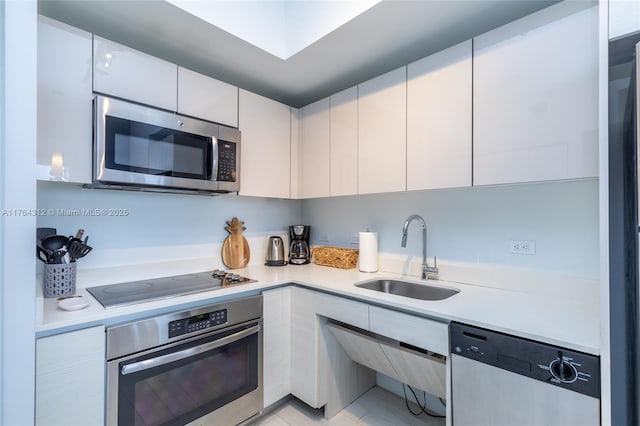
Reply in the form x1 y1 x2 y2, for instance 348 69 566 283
249 387 446 426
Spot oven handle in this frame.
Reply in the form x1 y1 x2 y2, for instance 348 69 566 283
121 324 260 376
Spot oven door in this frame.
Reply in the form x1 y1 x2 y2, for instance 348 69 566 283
107 321 262 426
94 95 220 192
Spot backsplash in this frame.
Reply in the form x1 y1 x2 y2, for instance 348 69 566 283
36 181 302 270
302 179 599 279
37 179 599 281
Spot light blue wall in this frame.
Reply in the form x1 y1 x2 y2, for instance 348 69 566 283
36 182 302 250
37 179 599 279
302 179 599 278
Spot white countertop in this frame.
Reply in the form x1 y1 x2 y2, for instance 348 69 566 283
36 263 600 355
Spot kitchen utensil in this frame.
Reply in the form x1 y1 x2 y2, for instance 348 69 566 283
36 227 57 243
221 217 250 269
67 240 92 262
41 234 68 251
37 244 52 263
50 248 67 264
265 236 286 266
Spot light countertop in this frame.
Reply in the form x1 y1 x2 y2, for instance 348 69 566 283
36 263 600 355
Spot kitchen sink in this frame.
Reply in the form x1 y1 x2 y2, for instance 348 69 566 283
355 279 459 301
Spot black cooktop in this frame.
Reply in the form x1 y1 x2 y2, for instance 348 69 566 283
86 270 256 308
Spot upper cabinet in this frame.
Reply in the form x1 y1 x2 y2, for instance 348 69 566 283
407 40 472 191
238 89 292 198
177 67 238 127
358 67 407 195
609 0 640 39
301 97 331 199
37 16 93 184
330 86 358 197
473 3 598 186
93 36 177 111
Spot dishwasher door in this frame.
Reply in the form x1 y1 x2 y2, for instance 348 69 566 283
450 322 600 426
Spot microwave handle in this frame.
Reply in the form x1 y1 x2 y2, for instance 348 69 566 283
121 324 259 375
211 137 219 182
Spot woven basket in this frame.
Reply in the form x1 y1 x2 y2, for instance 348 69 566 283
313 246 359 269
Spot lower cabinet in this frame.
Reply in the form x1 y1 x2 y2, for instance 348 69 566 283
35 326 105 426
263 287 292 407
281 286 449 420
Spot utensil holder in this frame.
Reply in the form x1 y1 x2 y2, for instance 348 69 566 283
44 263 76 298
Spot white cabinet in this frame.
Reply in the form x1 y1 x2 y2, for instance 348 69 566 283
330 86 358 196
35 326 105 426
290 108 302 199
93 36 177 111
37 16 93 184
357 66 407 195
290 287 322 407
301 97 331 198
369 306 449 355
238 89 292 198
610 0 640 39
290 287 370 409
407 40 472 191
263 287 292 407
177 67 238 127
473 3 598 186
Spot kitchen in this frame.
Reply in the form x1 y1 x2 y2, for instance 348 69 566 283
0 0 637 425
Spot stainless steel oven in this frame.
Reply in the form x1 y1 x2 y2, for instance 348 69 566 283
106 295 262 426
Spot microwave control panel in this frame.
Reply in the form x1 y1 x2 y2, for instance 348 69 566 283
217 141 236 182
168 308 228 338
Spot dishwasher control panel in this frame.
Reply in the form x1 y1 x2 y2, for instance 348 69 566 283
450 322 600 399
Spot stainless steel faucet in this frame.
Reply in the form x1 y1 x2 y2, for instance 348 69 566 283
401 214 438 280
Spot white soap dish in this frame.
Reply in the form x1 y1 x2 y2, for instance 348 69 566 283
57 295 90 311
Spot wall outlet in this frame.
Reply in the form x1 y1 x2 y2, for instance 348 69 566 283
318 233 330 243
510 240 536 255
350 233 359 245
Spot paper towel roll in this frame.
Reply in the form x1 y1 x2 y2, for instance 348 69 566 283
359 231 378 272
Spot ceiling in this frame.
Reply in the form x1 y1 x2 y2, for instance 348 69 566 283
38 0 560 108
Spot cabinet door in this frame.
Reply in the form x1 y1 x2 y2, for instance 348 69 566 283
290 108 302 199
36 326 105 426
473 3 598 185
610 0 640 39
301 97 331 198
407 40 472 191
238 89 291 198
93 36 177 111
37 16 93 184
290 286 322 407
177 67 238 127
330 86 358 196
358 66 407 194
262 287 291 407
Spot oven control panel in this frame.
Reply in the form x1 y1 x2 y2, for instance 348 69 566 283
169 308 228 338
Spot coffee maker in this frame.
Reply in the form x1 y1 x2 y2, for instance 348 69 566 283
289 225 311 265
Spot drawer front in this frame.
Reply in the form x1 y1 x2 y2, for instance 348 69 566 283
311 290 369 330
369 306 448 355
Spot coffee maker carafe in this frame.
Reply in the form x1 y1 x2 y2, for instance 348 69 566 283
289 225 310 265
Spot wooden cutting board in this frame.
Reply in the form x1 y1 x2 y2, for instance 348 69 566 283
221 217 250 269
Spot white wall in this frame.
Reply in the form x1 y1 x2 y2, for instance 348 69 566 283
302 179 599 278
36 182 302 268
1 1 37 424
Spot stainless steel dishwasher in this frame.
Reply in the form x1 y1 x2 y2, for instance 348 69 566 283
450 322 600 426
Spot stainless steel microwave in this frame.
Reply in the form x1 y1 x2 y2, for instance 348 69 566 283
93 95 240 194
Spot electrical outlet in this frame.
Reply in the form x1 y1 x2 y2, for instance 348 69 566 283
350 233 359 245
318 233 330 243
510 240 536 255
